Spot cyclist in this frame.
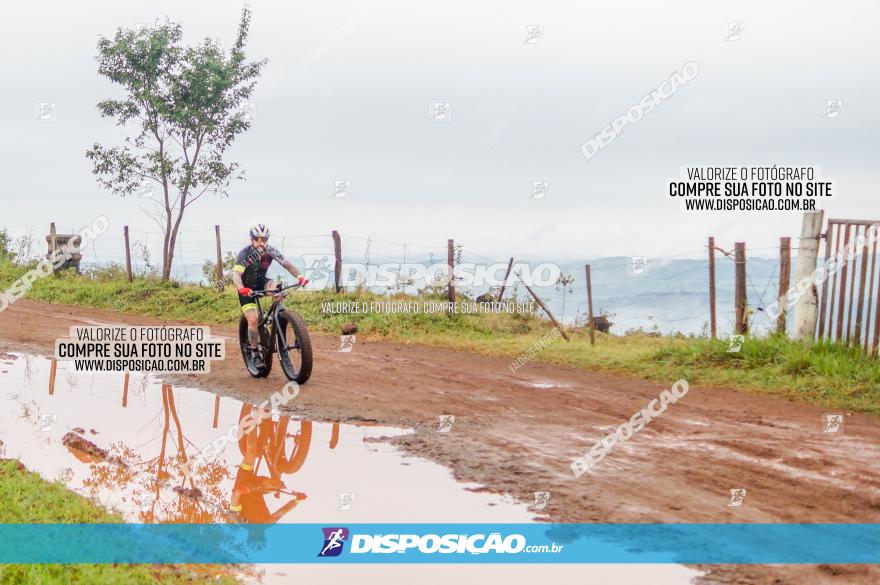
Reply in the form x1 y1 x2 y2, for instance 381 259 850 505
233 224 308 368
229 404 307 524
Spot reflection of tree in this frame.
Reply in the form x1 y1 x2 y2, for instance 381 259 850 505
71 382 328 528
22 354 37 384
80 384 232 524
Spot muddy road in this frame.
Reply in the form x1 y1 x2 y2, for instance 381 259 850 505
1 299 877 584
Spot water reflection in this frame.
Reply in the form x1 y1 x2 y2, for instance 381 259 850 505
56 378 345 525
0 352 530 529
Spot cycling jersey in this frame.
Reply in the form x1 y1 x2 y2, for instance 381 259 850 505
234 245 286 288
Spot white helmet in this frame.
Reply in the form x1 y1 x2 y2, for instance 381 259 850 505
249 224 270 239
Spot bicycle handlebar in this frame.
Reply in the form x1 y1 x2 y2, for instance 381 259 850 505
247 283 302 297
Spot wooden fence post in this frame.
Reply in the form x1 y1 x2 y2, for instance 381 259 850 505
853 230 871 346
836 224 853 342
447 239 455 303
213 395 221 429
777 237 791 335
497 257 514 302
873 257 880 356
517 272 570 341
48 359 57 395
708 236 717 339
122 373 129 407
864 231 879 354
734 242 748 334
845 227 859 343
332 230 343 293
585 264 595 346
123 226 133 283
214 225 223 289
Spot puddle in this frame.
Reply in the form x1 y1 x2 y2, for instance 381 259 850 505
516 379 568 390
529 381 560 389
0 353 531 524
0 352 700 585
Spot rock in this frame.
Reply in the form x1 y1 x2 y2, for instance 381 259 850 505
62 432 108 463
173 485 203 500
592 315 613 333
341 322 358 335
0 458 26 472
72 427 86 434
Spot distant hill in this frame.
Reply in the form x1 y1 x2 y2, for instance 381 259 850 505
117 254 792 337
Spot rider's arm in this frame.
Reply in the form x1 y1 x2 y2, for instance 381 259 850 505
278 258 301 279
267 247 306 285
233 263 253 295
269 496 305 522
232 249 248 289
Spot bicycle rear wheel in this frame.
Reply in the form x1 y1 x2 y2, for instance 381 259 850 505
239 316 273 378
275 309 313 384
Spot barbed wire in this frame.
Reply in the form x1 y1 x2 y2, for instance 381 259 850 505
5 222 811 334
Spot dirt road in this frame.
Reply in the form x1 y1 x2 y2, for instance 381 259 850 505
1 299 877 584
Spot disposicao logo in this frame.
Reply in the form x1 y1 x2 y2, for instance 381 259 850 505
317 529 562 557
318 527 349 557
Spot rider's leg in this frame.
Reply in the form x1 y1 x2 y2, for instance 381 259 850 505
244 308 259 349
244 307 264 368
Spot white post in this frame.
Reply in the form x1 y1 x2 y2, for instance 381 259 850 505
792 211 825 341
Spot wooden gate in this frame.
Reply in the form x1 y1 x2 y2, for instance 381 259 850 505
816 218 880 355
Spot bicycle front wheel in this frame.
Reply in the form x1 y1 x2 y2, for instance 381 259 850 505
275 309 313 384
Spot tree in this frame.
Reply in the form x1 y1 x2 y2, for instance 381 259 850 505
554 271 575 320
0 229 12 263
87 6 265 280
202 250 236 289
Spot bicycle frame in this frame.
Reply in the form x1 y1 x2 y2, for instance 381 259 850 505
248 283 301 353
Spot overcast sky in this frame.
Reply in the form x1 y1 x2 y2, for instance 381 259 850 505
1 0 877 262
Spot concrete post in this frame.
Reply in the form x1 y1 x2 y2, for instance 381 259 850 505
792 211 825 341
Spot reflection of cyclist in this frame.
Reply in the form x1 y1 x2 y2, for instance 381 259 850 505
233 224 308 368
230 404 306 523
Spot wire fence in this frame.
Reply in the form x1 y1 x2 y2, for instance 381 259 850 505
3 223 804 338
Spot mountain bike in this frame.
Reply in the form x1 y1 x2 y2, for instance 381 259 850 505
238 283 313 383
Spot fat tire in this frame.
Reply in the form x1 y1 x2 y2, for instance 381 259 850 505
277 309 313 384
239 316 273 377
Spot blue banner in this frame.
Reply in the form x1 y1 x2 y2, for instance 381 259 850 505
0 524 876 564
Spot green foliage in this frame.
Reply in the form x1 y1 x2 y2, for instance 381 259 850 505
2 229 38 266
0 460 121 524
85 6 266 279
0 229 12 262
83 262 131 281
202 250 237 288
0 461 238 584
650 334 880 412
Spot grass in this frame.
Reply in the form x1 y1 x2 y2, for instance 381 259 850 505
0 460 238 584
2 259 879 414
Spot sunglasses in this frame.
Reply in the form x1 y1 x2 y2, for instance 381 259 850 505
252 237 267 243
